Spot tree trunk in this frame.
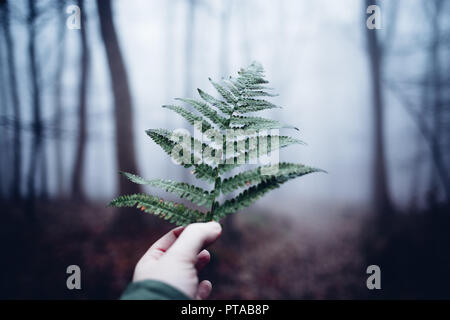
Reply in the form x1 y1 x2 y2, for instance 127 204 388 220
0 26 7 200
96 0 140 196
97 1 144 233
428 0 450 204
71 0 89 200
365 0 393 215
26 0 43 213
1 0 22 200
53 0 67 197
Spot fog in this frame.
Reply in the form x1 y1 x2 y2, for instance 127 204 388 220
1 0 448 211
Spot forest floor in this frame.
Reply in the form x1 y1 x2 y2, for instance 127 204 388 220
1 201 449 299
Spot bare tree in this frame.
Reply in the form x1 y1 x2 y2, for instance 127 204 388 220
26 0 43 210
96 0 140 196
426 0 449 203
53 0 67 196
0 26 8 201
387 0 450 205
0 0 22 200
71 0 89 199
364 0 393 215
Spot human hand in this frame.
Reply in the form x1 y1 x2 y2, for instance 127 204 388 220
132 221 222 300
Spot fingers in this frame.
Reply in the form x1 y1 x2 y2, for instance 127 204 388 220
195 249 210 272
195 280 212 300
167 222 222 262
142 226 185 260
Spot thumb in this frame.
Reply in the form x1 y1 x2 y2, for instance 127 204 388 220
166 222 222 262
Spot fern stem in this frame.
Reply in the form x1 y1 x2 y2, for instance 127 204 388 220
209 105 236 219
209 169 220 219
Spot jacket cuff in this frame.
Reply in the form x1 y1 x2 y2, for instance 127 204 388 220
120 279 190 300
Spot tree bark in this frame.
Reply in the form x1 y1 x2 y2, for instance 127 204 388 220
71 0 89 199
53 0 67 196
1 0 22 199
428 0 450 203
26 0 43 212
0 25 7 200
96 0 140 196
365 0 393 215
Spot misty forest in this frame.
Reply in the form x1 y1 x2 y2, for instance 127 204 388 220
0 0 449 299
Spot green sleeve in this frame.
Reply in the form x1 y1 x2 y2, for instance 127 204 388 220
120 279 190 300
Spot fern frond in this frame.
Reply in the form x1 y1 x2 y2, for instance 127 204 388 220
175 98 228 129
230 115 298 131
197 88 233 115
212 179 281 220
209 78 238 105
221 135 304 170
146 128 177 156
146 129 217 181
191 164 217 183
243 90 278 98
235 98 280 114
146 129 197 165
110 61 323 227
153 128 221 159
232 77 273 92
213 164 322 219
121 172 213 207
109 194 207 226
162 105 213 132
220 163 321 195
223 79 242 98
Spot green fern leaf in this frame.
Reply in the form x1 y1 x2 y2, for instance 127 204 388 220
221 135 304 170
236 98 280 114
223 79 241 98
220 163 321 195
191 164 217 183
243 90 278 98
230 115 298 131
146 128 177 156
198 88 233 115
109 61 323 227
162 105 213 132
108 194 207 226
145 129 216 181
209 78 237 105
121 172 213 207
175 98 228 129
212 179 282 220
